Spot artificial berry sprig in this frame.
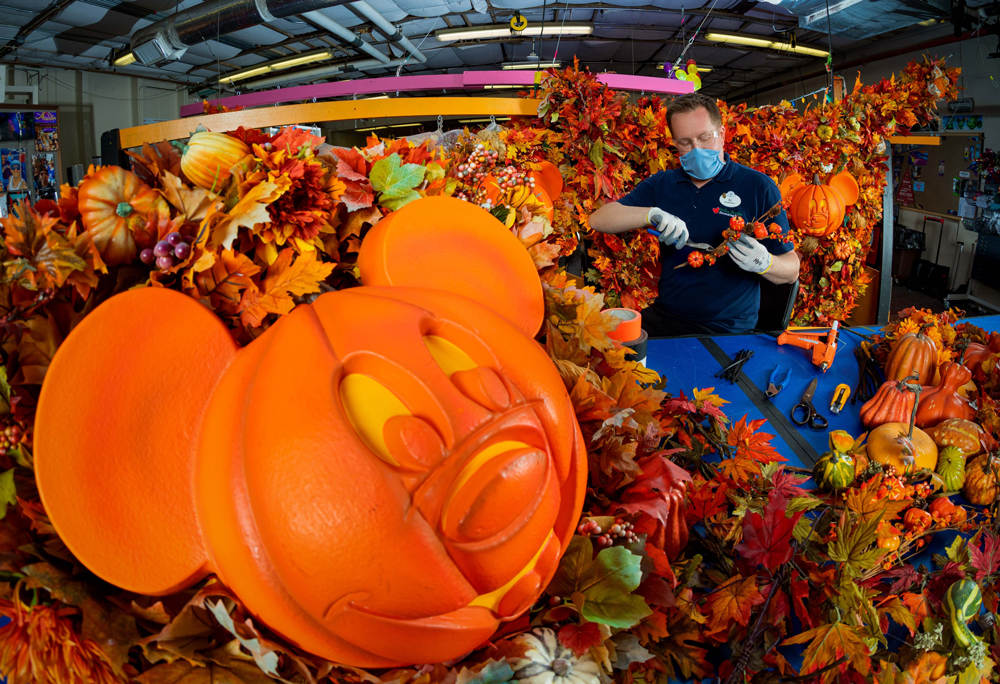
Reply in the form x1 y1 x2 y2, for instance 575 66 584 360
576 517 638 547
453 143 536 211
674 200 789 270
140 232 192 272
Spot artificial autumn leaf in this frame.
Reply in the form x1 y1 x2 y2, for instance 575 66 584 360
925 561 967 612
692 386 729 421
659 611 712 681
195 250 261 315
272 126 325 155
456 659 516 684
902 652 948 684
0 468 14 519
728 415 783 465
206 600 279 678
828 510 886 578
686 478 729 525
845 475 910 522
134 651 277 684
879 596 917 636
3 202 86 290
247 248 334 319
126 141 182 185
770 467 812 498
558 291 618 354
735 494 804 571
160 171 221 224
969 529 1000 581
901 590 930 624
557 622 602 657
703 574 764 633
610 632 653 670
616 455 692 525
209 180 284 250
370 153 426 211
547 536 652 628
783 621 871 683
13 311 63 385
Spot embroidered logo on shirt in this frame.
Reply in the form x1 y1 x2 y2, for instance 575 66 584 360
720 191 741 208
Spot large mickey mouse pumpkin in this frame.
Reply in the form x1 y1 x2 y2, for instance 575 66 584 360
34 196 586 668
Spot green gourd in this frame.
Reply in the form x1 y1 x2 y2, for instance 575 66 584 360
813 449 855 491
945 579 982 648
936 446 967 492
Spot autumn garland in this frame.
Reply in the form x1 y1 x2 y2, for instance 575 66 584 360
513 57 959 323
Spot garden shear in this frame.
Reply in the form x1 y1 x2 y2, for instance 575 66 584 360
645 227 713 251
766 365 791 398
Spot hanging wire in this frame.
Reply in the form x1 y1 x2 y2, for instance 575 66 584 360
395 20 437 77
537 0 547 71
823 0 834 92
666 0 719 71
552 1 571 63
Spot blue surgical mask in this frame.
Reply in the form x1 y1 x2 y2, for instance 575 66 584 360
680 148 724 180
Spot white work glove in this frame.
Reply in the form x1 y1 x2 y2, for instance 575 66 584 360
729 235 773 274
646 207 689 248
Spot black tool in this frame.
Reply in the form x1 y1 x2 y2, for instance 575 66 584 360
791 378 829 430
852 342 882 404
715 349 754 383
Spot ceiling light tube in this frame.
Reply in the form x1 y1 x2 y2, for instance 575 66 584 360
502 61 561 70
704 32 828 57
113 51 136 67
436 23 592 42
219 49 334 84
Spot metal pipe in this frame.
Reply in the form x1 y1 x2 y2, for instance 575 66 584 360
350 1 427 63
244 56 406 88
130 0 352 66
303 10 389 63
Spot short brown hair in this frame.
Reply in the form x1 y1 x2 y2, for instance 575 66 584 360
666 93 722 133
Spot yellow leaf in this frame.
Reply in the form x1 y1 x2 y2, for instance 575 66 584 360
160 171 221 223
210 180 285 250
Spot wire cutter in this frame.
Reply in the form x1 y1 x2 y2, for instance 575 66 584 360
766 365 791 398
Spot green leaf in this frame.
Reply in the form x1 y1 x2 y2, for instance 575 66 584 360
206 600 280 677
380 189 422 212
0 366 11 415
548 536 652 628
792 515 814 543
828 511 886 577
818 276 830 288
370 153 426 200
831 261 844 272
0 468 15 520
589 138 605 169
945 535 971 567
787 496 823 513
490 205 511 224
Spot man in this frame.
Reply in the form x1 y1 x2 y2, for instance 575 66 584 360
589 92 800 335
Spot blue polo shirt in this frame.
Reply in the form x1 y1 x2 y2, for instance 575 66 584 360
618 154 793 333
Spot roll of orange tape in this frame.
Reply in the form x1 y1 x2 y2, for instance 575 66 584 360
606 308 642 342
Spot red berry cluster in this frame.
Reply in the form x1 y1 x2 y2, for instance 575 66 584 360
576 517 638 546
140 232 191 271
453 143 535 210
0 419 24 457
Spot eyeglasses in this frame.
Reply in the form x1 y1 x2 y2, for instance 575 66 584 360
673 129 722 151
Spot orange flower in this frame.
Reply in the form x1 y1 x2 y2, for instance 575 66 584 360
0 599 124 684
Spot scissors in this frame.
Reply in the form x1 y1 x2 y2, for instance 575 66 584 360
766 365 791 398
791 378 829 430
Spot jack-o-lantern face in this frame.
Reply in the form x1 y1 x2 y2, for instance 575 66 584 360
779 171 859 238
34 198 586 668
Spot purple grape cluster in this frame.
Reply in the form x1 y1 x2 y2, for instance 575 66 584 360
140 232 191 271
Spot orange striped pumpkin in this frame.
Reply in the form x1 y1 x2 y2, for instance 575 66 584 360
178 131 250 191
886 331 937 386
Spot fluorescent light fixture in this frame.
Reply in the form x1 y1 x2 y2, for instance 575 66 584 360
659 64 713 72
113 51 136 67
458 117 511 123
219 49 334 84
918 18 941 26
436 23 592 42
355 122 425 132
483 84 524 90
502 61 561 70
704 32 829 58
359 94 389 99
802 0 862 25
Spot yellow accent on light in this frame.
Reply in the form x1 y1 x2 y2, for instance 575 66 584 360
659 64 713 72
502 61 560 70
113 51 136 67
219 50 334 84
442 441 532 529
705 31 829 58
458 117 511 124
339 375 410 465
423 336 478 376
469 531 555 610
435 23 593 42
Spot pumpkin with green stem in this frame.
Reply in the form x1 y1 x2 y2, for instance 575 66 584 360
945 579 982 648
175 131 250 191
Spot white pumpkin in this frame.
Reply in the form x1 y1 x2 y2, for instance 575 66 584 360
510 628 603 684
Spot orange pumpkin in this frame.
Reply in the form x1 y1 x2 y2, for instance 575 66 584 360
924 418 982 457
34 197 586 668
916 362 975 429
77 167 164 266
886 331 937 386
178 131 250 191
867 422 938 474
961 342 992 376
779 171 859 237
860 378 917 428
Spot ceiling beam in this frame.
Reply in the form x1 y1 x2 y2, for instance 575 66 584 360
0 0 74 59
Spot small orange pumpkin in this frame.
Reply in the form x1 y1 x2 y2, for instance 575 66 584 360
859 377 917 429
779 171 859 237
963 452 1000 505
961 342 992 376
916 362 975 429
886 331 937 386
177 131 250 191
77 167 165 266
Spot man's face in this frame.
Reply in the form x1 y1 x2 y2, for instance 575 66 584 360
669 106 725 164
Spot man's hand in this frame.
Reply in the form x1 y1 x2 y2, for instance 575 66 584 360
729 235 773 274
647 208 689 248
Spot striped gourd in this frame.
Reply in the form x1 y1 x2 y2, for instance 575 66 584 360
936 446 967 492
176 131 250 191
945 578 982 648
813 449 855 491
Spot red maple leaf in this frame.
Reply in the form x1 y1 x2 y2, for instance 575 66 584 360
727 415 784 465
340 180 375 212
925 562 966 612
272 126 325 154
860 565 921 594
704 575 764 634
970 530 1000 581
557 623 603 657
770 467 811 498
333 147 370 178
616 455 692 526
686 477 729 525
661 391 697 416
734 494 803 571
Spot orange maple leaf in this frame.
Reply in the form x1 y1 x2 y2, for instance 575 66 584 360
901 590 930 624
728 415 784 465
704 574 764 634
783 621 871 683
195 250 261 316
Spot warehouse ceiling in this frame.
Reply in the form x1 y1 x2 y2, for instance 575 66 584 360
0 0 996 99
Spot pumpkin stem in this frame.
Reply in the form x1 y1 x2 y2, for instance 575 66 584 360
115 202 133 217
905 381 922 441
812 173 822 185
170 140 190 155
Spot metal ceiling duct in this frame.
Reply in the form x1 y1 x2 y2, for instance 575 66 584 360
779 0 949 40
303 9 390 63
351 1 427 63
244 55 406 87
130 0 353 66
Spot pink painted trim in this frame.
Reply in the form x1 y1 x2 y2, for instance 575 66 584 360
181 70 694 117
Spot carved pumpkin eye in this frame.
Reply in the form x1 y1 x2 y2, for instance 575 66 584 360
339 374 411 466
423 334 512 412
